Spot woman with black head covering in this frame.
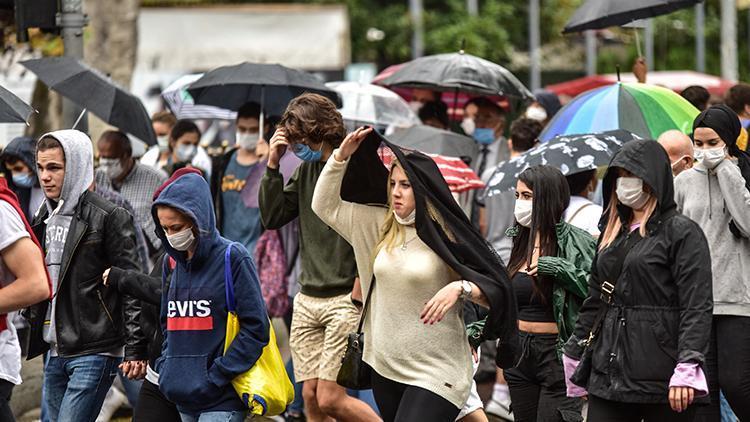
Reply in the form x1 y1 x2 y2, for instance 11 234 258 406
311 127 517 421
563 139 713 421
674 104 750 420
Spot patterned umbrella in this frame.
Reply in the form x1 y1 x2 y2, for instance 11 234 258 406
539 82 699 142
378 147 484 193
162 73 237 120
325 81 420 129
484 130 641 197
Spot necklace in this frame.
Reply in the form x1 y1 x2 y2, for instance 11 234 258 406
401 235 419 251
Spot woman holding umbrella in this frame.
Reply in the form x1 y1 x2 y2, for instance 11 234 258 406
563 139 713 421
311 128 518 421
674 105 750 420
502 165 595 421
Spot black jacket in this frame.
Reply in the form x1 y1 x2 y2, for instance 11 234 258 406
564 140 713 404
108 254 171 368
209 149 234 232
27 190 146 360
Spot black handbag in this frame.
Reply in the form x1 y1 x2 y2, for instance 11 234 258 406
570 231 641 387
336 276 376 390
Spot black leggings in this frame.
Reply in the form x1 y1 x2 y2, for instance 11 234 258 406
370 370 460 422
0 380 14 422
694 315 750 422
588 395 696 422
132 379 181 422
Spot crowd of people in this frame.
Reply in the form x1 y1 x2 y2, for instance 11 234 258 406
0 70 748 422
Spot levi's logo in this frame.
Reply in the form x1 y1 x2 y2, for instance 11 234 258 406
167 300 213 331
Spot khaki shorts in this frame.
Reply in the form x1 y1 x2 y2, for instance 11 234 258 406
289 292 360 382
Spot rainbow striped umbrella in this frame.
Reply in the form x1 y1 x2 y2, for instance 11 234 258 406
539 82 699 142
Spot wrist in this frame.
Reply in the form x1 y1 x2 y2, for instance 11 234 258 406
267 159 279 170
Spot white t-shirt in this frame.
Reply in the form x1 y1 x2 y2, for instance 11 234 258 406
0 200 30 384
563 196 604 237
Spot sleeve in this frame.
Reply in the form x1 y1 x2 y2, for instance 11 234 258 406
562 354 588 397
669 362 709 397
668 220 713 365
155 261 170 374
563 254 603 360
105 207 147 361
0 201 30 252
311 151 384 245
715 159 750 237
259 166 300 230
208 250 270 387
537 256 590 299
107 257 164 306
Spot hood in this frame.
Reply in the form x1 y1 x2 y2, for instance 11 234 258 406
1 136 37 178
40 130 94 215
601 139 676 229
151 172 220 264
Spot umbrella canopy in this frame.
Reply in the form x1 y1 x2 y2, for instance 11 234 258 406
21 57 156 145
539 82 699 142
564 0 701 33
388 124 478 165
546 71 734 97
0 85 34 124
325 81 420 129
484 130 641 196
162 73 237 120
378 146 484 193
375 51 534 100
187 62 342 116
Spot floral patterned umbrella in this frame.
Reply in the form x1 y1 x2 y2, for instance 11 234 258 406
483 129 641 197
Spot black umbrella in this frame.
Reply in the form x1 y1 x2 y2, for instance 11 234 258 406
21 57 156 145
187 62 342 117
483 130 641 196
388 124 478 165
0 85 34 124
564 0 701 33
376 51 533 100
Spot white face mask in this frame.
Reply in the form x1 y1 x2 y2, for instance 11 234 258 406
236 131 259 151
461 117 476 136
615 177 649 210
99 157 123 180
514 199 533 228
157 135 170 152
166 227 195 251
525 105 548 122
694 146 726 170
175 144 197 162
409 101 423 113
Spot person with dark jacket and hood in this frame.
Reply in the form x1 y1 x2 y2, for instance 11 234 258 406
503 165 594 422
563 139 713 421
151 171 269 421
1 136 45 220
27 130 146 422
101 168 204 422
312 128 518 421
674 105 750 421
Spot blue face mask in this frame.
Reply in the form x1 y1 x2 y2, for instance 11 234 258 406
473 128 496 145
12 172 35 188
292 142 323 162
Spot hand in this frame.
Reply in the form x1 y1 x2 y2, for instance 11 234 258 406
268 128 289 169
420 281 462 324
334 127 373 162
633 57 647 83
669 386 695 413
102 268 111 286
120 360 147 380
525 263 538 277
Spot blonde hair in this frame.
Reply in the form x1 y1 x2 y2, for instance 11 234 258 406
599 188 657 251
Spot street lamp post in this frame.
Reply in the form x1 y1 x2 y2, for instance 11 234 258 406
529 0 540 91
409 0 424 59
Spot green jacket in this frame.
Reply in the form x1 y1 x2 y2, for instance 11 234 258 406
506 222 596 352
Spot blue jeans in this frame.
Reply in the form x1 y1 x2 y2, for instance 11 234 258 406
285 357 304 415
179 410 247 422
44 354 121 422
720 391 738 422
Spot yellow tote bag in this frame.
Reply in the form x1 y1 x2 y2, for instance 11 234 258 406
223 244 294 416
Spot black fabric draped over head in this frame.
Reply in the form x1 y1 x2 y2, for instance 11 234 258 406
340 130 520 368
693 104 750 237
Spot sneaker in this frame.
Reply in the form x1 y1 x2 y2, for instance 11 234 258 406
285 411 306 422
484 398 514 421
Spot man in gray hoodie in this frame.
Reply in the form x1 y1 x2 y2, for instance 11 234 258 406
27 130 145 422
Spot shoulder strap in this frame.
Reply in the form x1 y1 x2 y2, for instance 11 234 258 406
566 202 594 224
224 242 241 313
599 229 642 304
355 275 376 334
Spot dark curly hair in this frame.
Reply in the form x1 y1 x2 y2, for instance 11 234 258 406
279 93 346 147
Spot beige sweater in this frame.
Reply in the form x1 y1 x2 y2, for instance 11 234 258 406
311 153 473 408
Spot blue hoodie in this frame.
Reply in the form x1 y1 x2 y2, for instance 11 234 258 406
152 173 269 413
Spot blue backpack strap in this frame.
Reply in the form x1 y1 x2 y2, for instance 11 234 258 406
224 242 240 313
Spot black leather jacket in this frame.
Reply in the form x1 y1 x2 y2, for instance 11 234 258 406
27 190 146 360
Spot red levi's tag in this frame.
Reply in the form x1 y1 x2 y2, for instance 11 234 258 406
167 316 213 331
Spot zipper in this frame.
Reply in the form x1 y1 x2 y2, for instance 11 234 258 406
97 289 115 327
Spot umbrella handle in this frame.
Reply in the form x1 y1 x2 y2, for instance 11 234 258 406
72 108 87 130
